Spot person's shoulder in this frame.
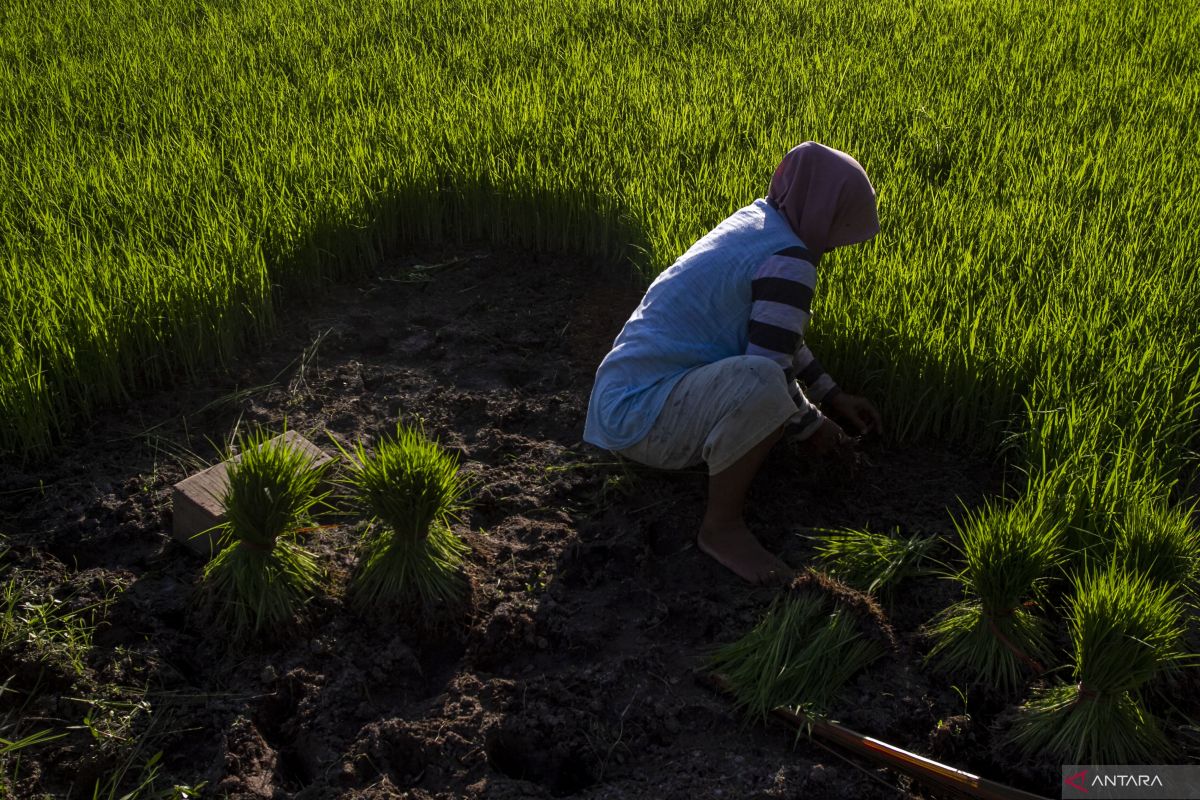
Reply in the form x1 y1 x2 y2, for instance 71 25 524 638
715 199 773 232
681 201 771 258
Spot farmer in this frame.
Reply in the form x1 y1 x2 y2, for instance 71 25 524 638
583 142 883 584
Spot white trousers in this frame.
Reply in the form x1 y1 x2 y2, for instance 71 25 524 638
618 355 800 475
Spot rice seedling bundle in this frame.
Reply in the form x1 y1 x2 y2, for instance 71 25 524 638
709 570 895 721
1009 568 1188 764
1110 500 1199 593
807 526 939 598
925 502 1063 692
340 425 471 612
200 429 330 639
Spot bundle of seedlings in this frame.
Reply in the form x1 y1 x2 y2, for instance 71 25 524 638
925 501 1064 692
806 526 941 598
340 424 471 612
200 429 331 639
1008 567 1189 763
1110 500 1199 593
1032 458 1184 573
708 570 897 721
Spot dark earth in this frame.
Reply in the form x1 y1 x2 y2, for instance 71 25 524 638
0 247 1093 798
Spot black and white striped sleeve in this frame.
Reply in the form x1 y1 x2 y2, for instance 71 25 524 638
793 344 841 406
746 246 835 438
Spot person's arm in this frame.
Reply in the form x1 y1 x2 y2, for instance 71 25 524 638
796 342 884 435
792 344 841 408
746 248 826 440
747 248 882 445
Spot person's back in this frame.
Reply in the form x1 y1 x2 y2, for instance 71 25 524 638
584 198 803 451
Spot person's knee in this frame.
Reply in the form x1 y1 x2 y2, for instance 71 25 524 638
725 355 790 394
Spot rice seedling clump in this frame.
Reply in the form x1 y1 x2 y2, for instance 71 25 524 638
708 570 895 722
342 425 471 612
1008 567 1188 764
1110 500 1199 593
200 429 331 640
925 502 1063 692
807 526 940 598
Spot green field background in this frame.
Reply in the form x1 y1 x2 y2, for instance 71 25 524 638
2 0 1198 527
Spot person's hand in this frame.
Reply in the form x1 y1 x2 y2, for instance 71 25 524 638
798 418 853 458
826 392 883 436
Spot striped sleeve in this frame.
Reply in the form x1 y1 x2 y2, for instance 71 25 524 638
747 247 827 439
746 249 817 371
794 344 841 406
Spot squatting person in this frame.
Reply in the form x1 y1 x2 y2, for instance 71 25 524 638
583 141 884 584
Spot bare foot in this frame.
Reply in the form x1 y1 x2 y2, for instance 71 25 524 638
697 521 793 585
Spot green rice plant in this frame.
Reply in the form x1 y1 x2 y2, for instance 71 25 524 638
1009 567 1189 764
807 526 941 598
199 428 331 639
1027 458 1179 570
924 501 1064 692
1110 500 1199 593
339 425 471 612
708 570 893 721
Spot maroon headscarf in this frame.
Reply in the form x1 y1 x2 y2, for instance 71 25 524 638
767 142 879 256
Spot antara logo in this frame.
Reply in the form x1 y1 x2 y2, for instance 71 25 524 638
1064 770 1088 792
1091 774 1164 788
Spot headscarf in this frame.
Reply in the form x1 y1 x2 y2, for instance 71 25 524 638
766 142 879 256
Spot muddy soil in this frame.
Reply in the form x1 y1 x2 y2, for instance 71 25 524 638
0 248 1066 798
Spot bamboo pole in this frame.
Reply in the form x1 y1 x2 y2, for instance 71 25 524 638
700 673 1050 800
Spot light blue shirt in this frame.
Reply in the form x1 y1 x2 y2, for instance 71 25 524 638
583 199 809 450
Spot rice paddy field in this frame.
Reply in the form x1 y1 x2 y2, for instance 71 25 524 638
2 0 1199 797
